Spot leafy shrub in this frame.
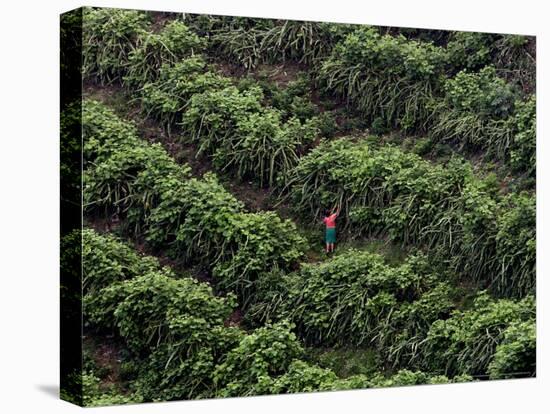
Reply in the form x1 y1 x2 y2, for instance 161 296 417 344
326 369 472 391
81 99 140 163
265 74 319 121
146 173 243 256
81 229 160 295
207 18 276 70
259 21 354 66
446 32 494 72
317 27 447 132
82 100 192 227
82 372 142 407
182 85 264 154
86 270 241 400
488 320 536 379
213 321 304 397
383 282 456 367
284 138 535 297
270 360 339 393
315 111 339 137
419 292 535 377
245 249 455 367
213 109 319 186
442 67 516 118
78 228 304 401
124 20 205 88
83 100 307 303
182 85 318 187
211 211 306 301
431 66 519 160
209 19 352 69
509 95 536 175
82 8 150 83
133 325 242 401
284 138 465 240
139 57 231 128
84 142 188 222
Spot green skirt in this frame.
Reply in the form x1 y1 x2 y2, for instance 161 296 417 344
325 227 336 243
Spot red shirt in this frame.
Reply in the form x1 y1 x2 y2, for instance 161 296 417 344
323 213 338 228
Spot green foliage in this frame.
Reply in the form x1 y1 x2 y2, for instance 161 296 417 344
145 172 243 254
182 85 318 187
245 249 456 372
139 57 231 128
208 19 351 69
259 74 319 121
213 321 304 397
82 100 192 229
211 211 306 301
80 229 160 295
133 325 242 401
509 95 536 175
366 370 473 387
82 372 142 407
86 268 242 400
182 85 264 156
284 138 535 297
326 369 472 391
83 100 306 304
488 321 536 379
419 292 535 377
82 8 150 83
124 20 205 88
271 360 339 393
84 142 188 222
446 32 494 72
81 99 140 163
315 111 339 137
257 250 453 351
213 109 319 186
431 66 527 168
442 67 516 118
318 27 447 132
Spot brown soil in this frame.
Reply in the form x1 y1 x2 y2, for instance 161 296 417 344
225 309 243 327
211 59 308 87
149 11 182 33
83 335 126 390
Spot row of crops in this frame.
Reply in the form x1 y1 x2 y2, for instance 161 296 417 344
66 229 480 405
82 8 536 183
79 7 535 299
62 96 534 404
198 16 536 177
59 7 536 406
284 139 535 298
79 8 535 295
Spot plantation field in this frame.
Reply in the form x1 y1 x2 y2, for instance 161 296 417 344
60 8 536 406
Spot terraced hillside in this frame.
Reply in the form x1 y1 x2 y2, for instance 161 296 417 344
60 8 536 406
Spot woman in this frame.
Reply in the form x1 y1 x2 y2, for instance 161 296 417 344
323 206 340 253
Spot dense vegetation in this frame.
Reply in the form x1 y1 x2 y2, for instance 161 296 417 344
69 229 472 405
61 7 536 407
283 138 535 297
